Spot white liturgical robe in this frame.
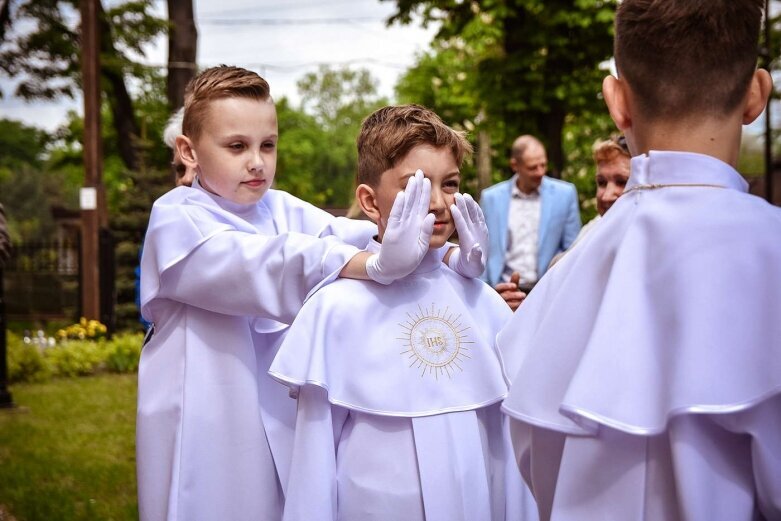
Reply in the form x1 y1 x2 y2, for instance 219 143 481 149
270 242 539 521
499 151 781 521
136 180 375 521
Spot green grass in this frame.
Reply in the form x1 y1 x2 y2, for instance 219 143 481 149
0 374 138 521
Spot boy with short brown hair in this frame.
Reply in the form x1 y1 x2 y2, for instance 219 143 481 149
270 104 534 521
136 67 468 521
500 1 780 519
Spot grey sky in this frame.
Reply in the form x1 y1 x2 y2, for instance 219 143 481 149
0 0 437 131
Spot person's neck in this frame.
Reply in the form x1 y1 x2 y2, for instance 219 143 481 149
515 177 539 195
629 113 743 168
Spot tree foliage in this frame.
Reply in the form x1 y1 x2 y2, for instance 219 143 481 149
275 66 389 208
388 0 617 175
0 0 167 170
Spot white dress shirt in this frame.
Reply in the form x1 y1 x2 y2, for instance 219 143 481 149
503 180 540 284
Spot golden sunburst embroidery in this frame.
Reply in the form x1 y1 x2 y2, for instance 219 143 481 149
398 303 473 380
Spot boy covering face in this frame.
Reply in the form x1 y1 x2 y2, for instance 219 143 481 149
270 105 536 521
136 68 484 521
499 1 780 520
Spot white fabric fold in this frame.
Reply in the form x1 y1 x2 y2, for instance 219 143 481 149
500 151 781 436
136 183 376 521
270 243 511 416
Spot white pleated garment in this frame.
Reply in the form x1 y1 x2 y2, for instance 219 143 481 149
136 181 375 521
499 151 781 520
271 243 539 521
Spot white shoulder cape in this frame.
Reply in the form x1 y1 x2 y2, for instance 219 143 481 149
501 151 781 436
270 244 513 416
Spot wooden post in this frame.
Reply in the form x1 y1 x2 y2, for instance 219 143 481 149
80 0 106 320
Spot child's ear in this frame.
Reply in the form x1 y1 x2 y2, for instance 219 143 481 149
355 184 381 223
176 135 198 169
603 75 632 131
742 69 773 125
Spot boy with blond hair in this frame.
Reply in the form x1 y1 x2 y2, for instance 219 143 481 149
499 1 780 519
137 68 486 521
270 104 536 521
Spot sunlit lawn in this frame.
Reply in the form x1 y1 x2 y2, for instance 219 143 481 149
0 374 138 521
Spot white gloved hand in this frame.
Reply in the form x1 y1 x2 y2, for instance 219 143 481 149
366 170 435 285
448 192 488 278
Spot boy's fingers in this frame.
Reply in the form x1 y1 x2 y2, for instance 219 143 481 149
419 212 435 246
401 173 418 221
464 194 484 224
387 191 405 227
450 203 467 235
417 174 431 219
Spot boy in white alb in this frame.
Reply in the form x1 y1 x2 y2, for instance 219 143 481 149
499 1 781 520
271 105 537 521
137 68 487 521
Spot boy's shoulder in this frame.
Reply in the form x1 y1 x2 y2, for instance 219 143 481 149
302 265 512 337
270 265 510 417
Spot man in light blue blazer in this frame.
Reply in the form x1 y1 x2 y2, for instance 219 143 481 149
480 135 580 307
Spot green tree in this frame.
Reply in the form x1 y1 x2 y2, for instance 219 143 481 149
0 119 54 241
0 0 167 171
388 0 617 174
275 66 389 208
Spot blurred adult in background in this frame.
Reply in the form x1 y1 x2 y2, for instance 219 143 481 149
162 107 196 188
548 135 631 268
480 134 581 310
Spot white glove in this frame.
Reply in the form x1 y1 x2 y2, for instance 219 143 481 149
366 170 435 285
448 192 488 278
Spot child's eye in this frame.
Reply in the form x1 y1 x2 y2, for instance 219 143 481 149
229 143 245 151
262 142 276 150
444 180 460 192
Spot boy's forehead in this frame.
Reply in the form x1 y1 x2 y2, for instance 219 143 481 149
202 97 277 132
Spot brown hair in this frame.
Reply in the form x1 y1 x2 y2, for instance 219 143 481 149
182 65 272 141
356 104 473 187
615 0 764 121
593 135 630 164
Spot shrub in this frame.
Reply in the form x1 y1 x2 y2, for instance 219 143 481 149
104 332 143 373
6 331 51 383
5 328 145 382
44 340 107 378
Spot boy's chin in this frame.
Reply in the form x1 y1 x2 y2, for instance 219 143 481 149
428 235 450 250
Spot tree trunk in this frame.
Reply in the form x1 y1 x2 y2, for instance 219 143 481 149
476 126 492 193
166 0 197 110
539 105 566 178
97 1 139 171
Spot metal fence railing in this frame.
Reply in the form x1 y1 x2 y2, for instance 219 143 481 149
3 239 81 321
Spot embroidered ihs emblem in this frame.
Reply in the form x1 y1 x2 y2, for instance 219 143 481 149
398 303 473 379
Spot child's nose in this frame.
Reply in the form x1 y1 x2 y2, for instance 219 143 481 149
248 150 264 172
429 187 446 213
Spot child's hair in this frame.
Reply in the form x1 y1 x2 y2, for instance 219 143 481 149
357 104 472 187
182 65 272 142
615 0 764 121
593 135 630 164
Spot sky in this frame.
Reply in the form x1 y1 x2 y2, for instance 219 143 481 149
0 0 439 131
0 1 777 137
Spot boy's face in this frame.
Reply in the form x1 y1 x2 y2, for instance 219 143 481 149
190 97 278 205
374 144 460 249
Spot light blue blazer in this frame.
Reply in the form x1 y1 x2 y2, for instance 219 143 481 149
479 175 581 287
